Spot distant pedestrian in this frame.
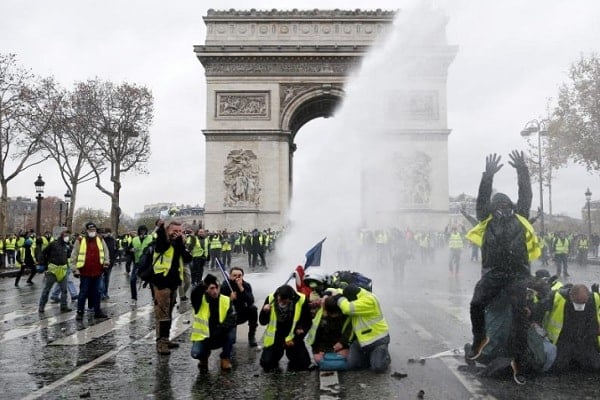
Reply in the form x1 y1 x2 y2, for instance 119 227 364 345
15 237 36 287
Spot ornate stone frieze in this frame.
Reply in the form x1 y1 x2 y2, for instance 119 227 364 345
216 91 270 119
223 149 261 208
395 151 432 206
203 57 359 76
391 91 439 121
280 83 319 108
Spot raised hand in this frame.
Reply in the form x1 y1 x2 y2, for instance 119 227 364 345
508 150 527 169
485 153 503 175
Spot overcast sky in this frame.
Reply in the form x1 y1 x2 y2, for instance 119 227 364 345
1 0 599 219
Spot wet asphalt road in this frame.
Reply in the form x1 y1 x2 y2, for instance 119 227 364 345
1 252 600 400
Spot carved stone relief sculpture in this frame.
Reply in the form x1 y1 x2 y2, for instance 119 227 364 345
223 149 261 208
216 92 269 118
395 151 432 206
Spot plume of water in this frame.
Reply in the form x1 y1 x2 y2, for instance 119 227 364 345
273 3 454 285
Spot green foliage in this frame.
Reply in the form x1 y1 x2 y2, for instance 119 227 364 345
551 53 600 172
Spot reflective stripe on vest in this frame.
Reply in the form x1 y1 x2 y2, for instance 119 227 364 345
190 294 230 341
337 289 389 348
76 237 105 268
555 238 569 254
263 293 306 347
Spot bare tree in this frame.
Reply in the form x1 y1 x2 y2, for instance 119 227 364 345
71 79 153 234
0 54 60 236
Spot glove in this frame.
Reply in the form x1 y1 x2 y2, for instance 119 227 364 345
592 283 599 293
485 153 503 175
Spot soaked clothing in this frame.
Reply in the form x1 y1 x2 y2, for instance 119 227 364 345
470 165 533 363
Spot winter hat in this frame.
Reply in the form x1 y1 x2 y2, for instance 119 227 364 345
85 222 97 230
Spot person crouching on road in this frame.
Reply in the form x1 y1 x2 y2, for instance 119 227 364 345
38 230 72 313
150 219 192 355
259 284 312 372
190 274 236 372
220 266 259 347
72 222 110 321
336 284 391 373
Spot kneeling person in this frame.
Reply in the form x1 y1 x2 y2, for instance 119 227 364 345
190 274 237 372
337 284 391 373
220 267 259 347
259 284 312 372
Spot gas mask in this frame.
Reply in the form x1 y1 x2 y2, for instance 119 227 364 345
63 236 70 243
88 232 97 238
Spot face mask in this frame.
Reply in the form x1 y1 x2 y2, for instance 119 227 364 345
88 232 96 238
573 302 586 312
63 236 70 243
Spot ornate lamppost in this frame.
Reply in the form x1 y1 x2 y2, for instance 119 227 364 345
34 174 45 236
585 188 592 238
64 189 72 229
520 119 548 235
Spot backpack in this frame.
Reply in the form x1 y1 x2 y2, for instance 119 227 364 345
137 243 158 282
331 270 373 292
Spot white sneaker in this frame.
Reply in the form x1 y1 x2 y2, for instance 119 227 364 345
131 299 137 308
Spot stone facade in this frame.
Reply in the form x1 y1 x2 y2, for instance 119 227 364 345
195 9 456 231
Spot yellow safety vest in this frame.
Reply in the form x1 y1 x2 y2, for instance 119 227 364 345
448 232 464 249
554 238 569 255
152 246 184 281
190 294 231 341
545 292 600 347
76 237 105 268
263 293 306 347
17 247 37 267
465 214 541 261
337 289 389 348
191 237 208 258
48 262 68 282
5 238 16 251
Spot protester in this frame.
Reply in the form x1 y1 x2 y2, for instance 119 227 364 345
38 230 72 313
220 266 259 347
259 284 312 372
72 222 110 320
190 274 236 372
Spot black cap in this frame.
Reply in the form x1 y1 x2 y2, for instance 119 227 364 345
85 222 97 230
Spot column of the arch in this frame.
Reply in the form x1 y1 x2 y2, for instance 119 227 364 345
203 82 290 231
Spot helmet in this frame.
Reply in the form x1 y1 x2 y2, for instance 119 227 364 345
303 272 331 292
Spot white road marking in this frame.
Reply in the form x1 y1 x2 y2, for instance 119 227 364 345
320 370 341 399
0 313 73 343
49 305 153 345
392 306 496 400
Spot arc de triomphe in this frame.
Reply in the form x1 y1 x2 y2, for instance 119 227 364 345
194 9 456 231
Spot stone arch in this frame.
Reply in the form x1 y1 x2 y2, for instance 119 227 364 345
194 8 456 231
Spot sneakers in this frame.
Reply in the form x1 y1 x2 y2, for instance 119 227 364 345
220 358 232 371
467 336 489 360
38 308 45 313
511 359 526 385
76 311 84 321
248 333 258 347
156 339 171 355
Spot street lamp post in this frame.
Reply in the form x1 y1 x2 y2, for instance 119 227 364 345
34 174 45 237
520 119 548 235
64 189 72 229
585 188 592 238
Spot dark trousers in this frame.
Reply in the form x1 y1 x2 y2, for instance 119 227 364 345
555 254 569 276
260 337 311 371
470 270 528 362
15 262 36 285
77 276 102 315
190 257 206 287
236 305 258 331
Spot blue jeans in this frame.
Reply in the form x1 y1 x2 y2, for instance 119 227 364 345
40 272 68 309
99 267 112 298
191 328 236 360
347 336 391 373
77 276 102 315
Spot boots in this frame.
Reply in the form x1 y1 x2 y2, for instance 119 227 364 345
165 321 179 349
248 327 257 347
156 338 171 355
220 358 232 371
198 358 209 372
